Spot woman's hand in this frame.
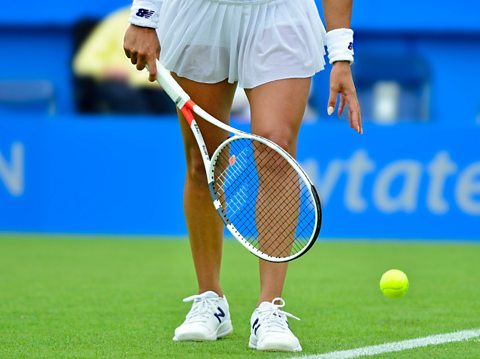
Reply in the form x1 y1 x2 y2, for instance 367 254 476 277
123 25 160 82
327 61 363 134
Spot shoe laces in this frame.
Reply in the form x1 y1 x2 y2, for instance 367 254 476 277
257 297 300 333
182 293 219 323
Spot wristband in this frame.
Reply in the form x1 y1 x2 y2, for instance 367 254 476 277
129 0 163 29
326 28 354 65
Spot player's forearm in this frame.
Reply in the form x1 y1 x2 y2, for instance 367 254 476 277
322 0 354 65
323 0 361 134
322 0 352 31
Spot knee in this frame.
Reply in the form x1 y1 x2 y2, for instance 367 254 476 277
255 128 296 154
185 147 209 190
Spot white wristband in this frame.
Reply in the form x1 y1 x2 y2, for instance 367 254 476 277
129 0 163 29
326 28 354 65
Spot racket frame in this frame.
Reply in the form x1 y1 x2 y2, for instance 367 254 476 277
209 135 321 262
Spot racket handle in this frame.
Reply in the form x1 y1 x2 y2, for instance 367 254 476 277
155 59 190 109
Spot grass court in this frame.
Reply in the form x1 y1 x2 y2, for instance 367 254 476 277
1 235 479 358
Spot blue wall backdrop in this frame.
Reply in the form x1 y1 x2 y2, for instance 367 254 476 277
1 117 479 239
1 0 479 239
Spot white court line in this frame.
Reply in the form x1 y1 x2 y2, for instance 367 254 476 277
292 328 480 359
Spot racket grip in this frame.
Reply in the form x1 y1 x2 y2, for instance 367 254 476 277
155 59 190 108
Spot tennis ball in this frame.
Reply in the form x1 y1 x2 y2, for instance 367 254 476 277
380 269 409 298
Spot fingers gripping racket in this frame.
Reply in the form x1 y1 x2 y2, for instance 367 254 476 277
155 60 322 262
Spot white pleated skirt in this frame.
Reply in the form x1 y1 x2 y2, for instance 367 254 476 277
156 0 326 89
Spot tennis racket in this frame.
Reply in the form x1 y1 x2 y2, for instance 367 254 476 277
154 59 322 262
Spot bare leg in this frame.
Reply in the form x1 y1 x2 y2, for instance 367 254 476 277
253 143 300 259
174 75 237 296
245 78 311 305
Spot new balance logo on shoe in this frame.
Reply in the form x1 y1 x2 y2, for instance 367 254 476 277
173 292 233 341
214 307 225 323
252 318 261 335
136 9 155 19
249 298 302 352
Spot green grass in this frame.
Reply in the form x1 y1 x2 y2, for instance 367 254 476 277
0 235 479 358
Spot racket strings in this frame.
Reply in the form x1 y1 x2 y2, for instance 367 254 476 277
213 138 317 259
216 139 314 235
215 151 254 217
253 184 309 255
253 198 305 252
214 146 251 186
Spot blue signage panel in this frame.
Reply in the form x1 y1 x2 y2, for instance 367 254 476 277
0 116 479 240
296 123 480 239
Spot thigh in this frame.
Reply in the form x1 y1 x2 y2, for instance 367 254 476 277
245 78 311 157
173 75 237 159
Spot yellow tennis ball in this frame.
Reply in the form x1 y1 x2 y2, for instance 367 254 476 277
380 269 409 298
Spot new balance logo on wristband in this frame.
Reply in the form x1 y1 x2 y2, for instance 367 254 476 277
348 42 354 51
136 8 155 19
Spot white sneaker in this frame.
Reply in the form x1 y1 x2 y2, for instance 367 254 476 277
173 291 233 341
249 298 302 352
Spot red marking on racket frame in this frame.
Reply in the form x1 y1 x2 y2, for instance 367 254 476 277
180 100 197 125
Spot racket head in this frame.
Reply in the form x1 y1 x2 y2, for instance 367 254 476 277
208 135 322 262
